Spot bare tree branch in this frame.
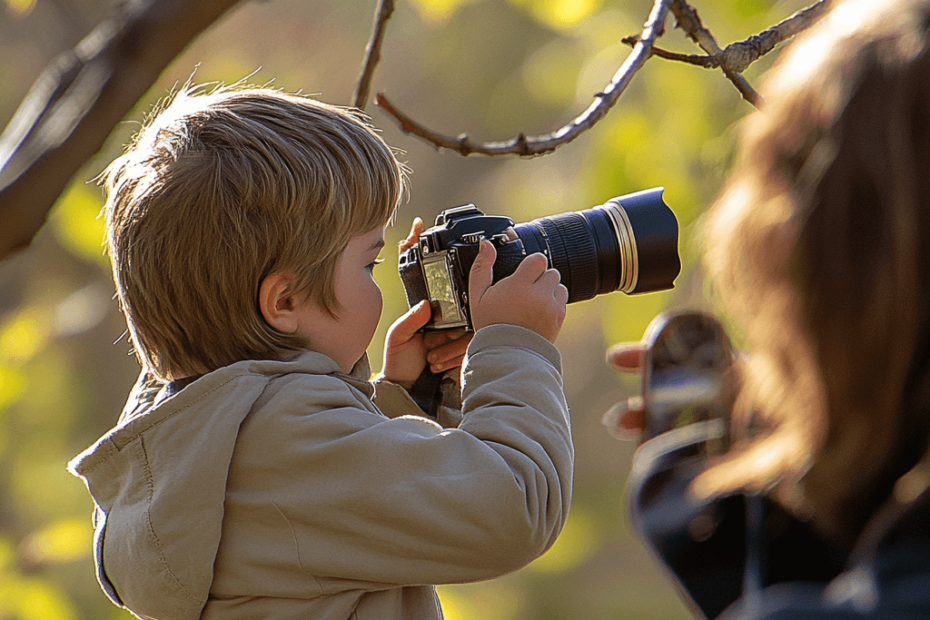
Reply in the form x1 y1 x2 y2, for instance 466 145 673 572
0 0 243 261
715 0 830 73
354 0 396 110
0 0 833 261
376 0 673 157
626 1 830 75
669 0 762 106
620 37 712 67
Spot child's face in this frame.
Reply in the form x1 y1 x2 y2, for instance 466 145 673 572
293 227 385 373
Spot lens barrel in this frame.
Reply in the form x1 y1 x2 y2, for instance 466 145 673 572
512 187 680 303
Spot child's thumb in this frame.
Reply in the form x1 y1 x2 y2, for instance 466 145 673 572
389 300 431 343
468 240 496 302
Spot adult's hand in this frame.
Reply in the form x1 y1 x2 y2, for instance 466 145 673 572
603 343 648 439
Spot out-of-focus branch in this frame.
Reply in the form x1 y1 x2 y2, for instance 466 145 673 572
709 0 829 73
0 0 834 259
353 0 395 110
627 1 830 77
376 0 672 156
0 0 242 261
668 0 762 106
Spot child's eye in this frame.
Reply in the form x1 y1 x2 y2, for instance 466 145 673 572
366 258 385 272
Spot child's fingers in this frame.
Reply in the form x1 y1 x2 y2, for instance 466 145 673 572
422 328 468 349
399 217 424 252
430 353 466 374
468 240 497 303
386 301 431 346
509 252 548 283
535 267 562 289
426 333 473 367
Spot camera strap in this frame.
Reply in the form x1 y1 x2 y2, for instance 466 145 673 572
408 368 462 427
409 369 443 418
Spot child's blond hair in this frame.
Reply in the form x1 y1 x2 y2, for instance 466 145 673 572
103 85 408 382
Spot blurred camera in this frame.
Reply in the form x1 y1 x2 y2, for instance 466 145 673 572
398 187 681 330
640 310 736 456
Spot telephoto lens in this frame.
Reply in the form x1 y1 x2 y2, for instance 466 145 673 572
397 187 681 330
511 187 680 302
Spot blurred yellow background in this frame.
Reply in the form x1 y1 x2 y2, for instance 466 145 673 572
0 0 802 617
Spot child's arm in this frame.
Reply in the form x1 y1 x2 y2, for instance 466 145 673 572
230 325 571 588
265 237 570 587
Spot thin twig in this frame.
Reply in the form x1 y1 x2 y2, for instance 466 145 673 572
629 1 829 75
621 36 718 67
354 0 395 110
669 0 762 107
0 0 240 260
719 0 829 72
376 0 672 157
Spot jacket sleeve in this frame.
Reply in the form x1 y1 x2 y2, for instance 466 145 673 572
627 424 748 619
223 324 572 588
371 370 463 429
628 424 849 620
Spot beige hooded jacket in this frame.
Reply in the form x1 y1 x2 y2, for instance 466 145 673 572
69 325 573 620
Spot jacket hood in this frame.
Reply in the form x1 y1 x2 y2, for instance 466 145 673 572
68 352 372 620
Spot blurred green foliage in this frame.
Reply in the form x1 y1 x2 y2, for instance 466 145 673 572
0 0 809 618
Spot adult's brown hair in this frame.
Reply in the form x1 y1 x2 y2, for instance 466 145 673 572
700 0 930 546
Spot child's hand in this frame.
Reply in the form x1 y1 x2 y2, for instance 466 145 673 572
383 217 473 384
468 240 568 343
382 301 473 385
400 217 424 252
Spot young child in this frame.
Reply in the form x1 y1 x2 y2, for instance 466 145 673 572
68 85 572 620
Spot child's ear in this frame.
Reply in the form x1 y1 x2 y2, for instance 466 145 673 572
259 273 301 334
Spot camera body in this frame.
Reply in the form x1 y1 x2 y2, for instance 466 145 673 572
640 310 736 456
399 188 681 330
398 206 527 329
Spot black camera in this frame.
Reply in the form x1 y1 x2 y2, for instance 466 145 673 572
398 187 681 330
640 311 736 456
